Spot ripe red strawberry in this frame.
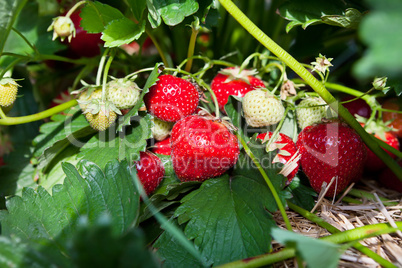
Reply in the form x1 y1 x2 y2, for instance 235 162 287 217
171 115 240 181
379 160 402 192
151 137 172 156
361 121 400 172
296 121 367 197
257 132 300 182
68 11 104 58
136 151 165 195
144 74 199 122
341 96 371 119
211 67 264 112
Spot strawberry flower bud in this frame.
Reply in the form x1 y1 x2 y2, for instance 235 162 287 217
47 16 76 42
372 76 390 91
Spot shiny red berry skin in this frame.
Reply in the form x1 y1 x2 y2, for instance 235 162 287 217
296 121 367 197
136 151 165 195
211 67 264 112
144 75 199 122
341 96 372 119
68 11 104 58
171 115 239 182
151 137 172 156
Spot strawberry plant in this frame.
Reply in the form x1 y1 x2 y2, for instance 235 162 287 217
1 0 402 267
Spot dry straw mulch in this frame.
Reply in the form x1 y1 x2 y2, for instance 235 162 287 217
273 179 402 268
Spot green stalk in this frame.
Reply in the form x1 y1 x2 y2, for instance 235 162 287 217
217 222 402 268
0 99 78 125
218 0 402 182
288 202 397 268
145 28 170 68
96 48 110 86
237 135 292 231
348 189 399 206
184 20 199 73
101 52 114 102
0 107 7 119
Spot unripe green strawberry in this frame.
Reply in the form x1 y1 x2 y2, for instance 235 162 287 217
84 101 121 131
151 117 174 141
242 89 285 127
77 87 102 111
47 16 76 42
0 78 19 107
296 97 327 130
106 78 141 109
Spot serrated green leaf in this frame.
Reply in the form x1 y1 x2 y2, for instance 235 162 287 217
272 228 343 268
80 1 125 33
147 0 199 27
78 113 152 169
126 0 147 21
154 218 206 268
321 8 363 29
102 18 145 48
163 175 276 266
278 0 353 32
118 63 161 132
0 160 140 248
353 0 402 91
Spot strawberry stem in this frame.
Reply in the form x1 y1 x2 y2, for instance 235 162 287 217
145 28 171 68
216 222 402 268
287 202 398 268
96 48 110 86
237 133 293 231
101 51 115 102
0 107 7 119
65 0 87 18
184 18 200 73
218 0 402 182
0 99 78 125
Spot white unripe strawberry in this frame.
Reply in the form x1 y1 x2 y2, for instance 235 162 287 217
106 78 140 110
77 87 102 111
242 89 285 127
296 97 327 130
151 117 174 141
0 78 20 108
84 100 121 131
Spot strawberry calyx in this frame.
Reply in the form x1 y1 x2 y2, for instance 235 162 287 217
196 108 237 132
356 115 396 141
218 67 260 85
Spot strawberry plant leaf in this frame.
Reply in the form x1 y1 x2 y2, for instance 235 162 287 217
126 0 147 22
102 18 146 48
353 0 402 92
157 175 276 266
80 1 125 33
0 0 28 54
147 0 199 28
278 0 359 32
154 218 207 268
78 113 152 169
272 228 343 268
0 159 140 246
117 62 161 132
0 1 65 66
